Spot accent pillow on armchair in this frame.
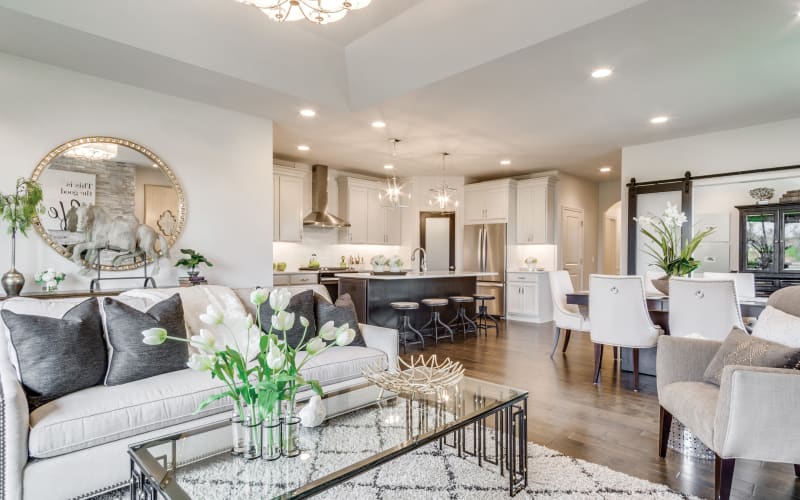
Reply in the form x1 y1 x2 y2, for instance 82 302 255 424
703 327 800 385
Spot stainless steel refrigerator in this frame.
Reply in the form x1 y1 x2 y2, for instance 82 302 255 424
463 223 507 316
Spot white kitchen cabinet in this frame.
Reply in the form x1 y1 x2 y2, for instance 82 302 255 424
516 177 556 244
464 179 515 224
339 177 402 244
505 272 553 323
273 166 305 242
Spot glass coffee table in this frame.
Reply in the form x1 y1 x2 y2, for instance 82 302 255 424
128 376 528 499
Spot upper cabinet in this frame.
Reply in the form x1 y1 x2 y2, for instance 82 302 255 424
516 177 556 244
464 179 515 225
273 166 305 242
339 177 402 245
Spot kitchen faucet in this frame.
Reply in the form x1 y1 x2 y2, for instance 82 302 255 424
410 247 427 273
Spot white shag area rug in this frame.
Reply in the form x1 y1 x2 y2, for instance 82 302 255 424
99 406 696 499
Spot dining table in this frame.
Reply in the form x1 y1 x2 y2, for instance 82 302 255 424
564 291 768 376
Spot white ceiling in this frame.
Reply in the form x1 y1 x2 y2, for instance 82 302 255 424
2 0 800 181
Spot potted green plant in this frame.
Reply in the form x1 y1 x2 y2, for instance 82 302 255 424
174 248 213 278
0 178 44 296
637 202 716 294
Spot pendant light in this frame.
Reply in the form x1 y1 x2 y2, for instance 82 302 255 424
429 152 458 212
378 138 410 209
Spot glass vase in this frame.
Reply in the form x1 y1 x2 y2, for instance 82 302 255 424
231 407 245 456
242 411 263 460
282 416 301 457
262 409 282 461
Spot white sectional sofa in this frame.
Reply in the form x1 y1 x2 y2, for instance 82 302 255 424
0 284 398 500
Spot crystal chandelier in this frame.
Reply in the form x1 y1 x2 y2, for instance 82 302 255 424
379 139 410 209
63 143 118 161
236 0 372 24
429 153 458 212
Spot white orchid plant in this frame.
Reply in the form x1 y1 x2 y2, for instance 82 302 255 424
141 287 356 422
636 202 715 277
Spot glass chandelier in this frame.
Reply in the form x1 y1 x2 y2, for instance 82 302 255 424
235 0 372 24
429 153 458 212
379 139 410 209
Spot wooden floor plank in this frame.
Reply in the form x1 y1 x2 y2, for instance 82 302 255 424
402 319 800 499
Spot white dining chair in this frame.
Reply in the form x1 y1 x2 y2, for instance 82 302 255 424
589 275 662 391
668 277 746 340
701 272 756 299
547 270 591 358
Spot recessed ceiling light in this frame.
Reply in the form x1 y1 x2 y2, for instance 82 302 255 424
371 121 386 128
500 159 511 165
591 68 613 78
599 166 612 173
297 145 310 151
299 109 316 117
650 116 670 124
384 164 394 169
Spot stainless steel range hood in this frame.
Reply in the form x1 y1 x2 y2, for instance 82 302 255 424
303 164 350 228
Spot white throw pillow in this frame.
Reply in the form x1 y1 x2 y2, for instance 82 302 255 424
752 305 800 348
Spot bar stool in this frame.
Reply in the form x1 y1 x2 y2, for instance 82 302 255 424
473 294 499 336
390 302 424 353
448 296 478 338
420 298 454 344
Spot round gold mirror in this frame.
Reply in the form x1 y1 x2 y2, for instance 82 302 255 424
31 137 186 271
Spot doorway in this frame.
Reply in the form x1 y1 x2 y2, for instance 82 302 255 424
420 212 455 271
561 207 585 289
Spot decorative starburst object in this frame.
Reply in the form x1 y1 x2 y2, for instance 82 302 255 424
362 355 465 398
235 0 371 24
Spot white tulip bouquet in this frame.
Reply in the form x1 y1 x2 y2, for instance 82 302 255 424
141 287 356 423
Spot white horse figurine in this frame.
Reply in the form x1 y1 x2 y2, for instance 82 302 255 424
68 205 170 275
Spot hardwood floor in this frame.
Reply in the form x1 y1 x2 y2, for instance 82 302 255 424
402 319 800 500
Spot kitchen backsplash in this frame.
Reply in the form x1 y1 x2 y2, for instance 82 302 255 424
273 227 405 270
507 244 557 271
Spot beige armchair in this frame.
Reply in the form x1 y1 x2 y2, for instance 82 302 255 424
656 286 800 500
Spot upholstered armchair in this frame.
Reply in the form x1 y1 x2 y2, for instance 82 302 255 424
657 286 800 500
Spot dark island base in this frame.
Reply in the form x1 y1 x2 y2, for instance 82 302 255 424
339 276 477 330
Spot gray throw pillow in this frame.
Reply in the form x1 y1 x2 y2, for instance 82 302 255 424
703 327 800 386
103 294 188 386
1 299 106 409
315 293 365 347
260 289 316 348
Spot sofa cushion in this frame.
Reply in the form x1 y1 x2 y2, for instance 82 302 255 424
28 368 229 459
1 299 106 409
103 294 189 385
297 346 387 386
315 293 366 347
703 327 800 385
659 381 719 449
260 289 316 348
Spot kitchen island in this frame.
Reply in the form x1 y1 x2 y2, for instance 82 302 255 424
337 271 497 329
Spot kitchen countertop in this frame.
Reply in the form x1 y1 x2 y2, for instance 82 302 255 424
508 269 550 274
273 270 319 274
335 271 498 280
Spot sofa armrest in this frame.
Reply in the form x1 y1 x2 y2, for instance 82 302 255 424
1 352 29 500
714 365 800 462
360 323 398 372
656 336 721 396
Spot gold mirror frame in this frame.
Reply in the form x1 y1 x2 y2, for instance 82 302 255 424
31 137 186 271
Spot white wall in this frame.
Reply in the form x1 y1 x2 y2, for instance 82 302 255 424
0 52 274 292
621 117 800 272
597 180 621 273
